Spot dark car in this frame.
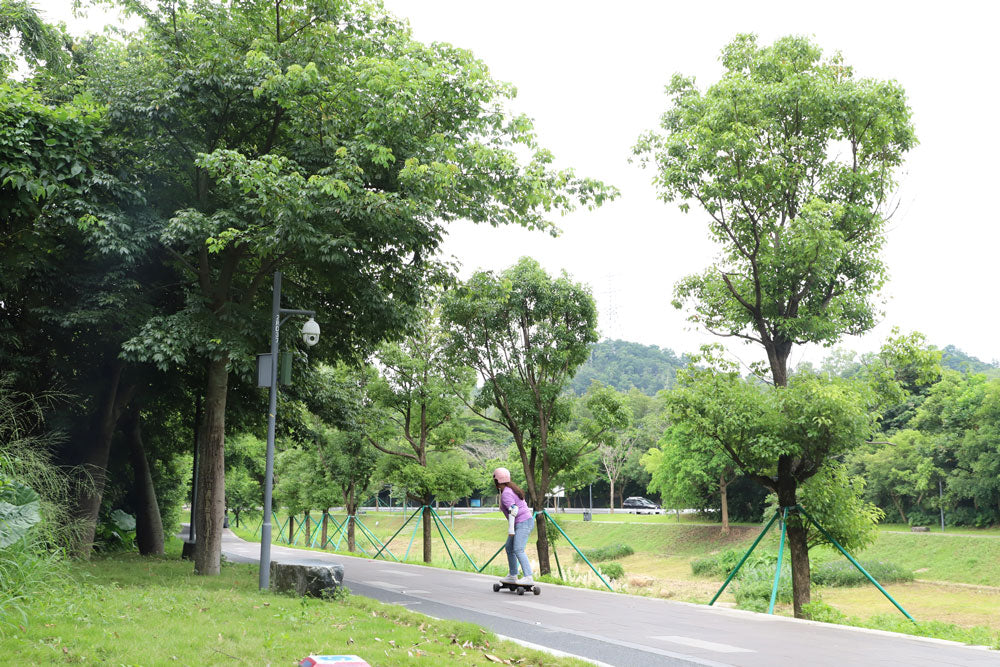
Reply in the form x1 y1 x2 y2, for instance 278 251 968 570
622 496 663 515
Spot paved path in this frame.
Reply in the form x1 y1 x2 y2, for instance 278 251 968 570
215 529 998 667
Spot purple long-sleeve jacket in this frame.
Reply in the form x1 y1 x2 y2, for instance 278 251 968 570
499 487 532 524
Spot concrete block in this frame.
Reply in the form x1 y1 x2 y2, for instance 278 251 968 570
270 560 344 597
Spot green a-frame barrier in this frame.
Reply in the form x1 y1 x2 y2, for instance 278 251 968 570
709 504 914 621
252 506 617 592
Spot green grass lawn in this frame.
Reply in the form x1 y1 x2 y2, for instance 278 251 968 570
0 539 589 666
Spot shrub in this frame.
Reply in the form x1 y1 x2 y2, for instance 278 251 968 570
732 562 791 609
574 543 634 563
690 548 775 577
0 379 77 633
812 559 913 587
598 562 625 580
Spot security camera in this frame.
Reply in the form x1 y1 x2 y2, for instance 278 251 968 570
301 317 320 347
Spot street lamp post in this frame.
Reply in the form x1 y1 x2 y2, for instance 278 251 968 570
259 270 319 590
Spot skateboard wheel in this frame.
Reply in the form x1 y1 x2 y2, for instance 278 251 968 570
532 586 540 596
516 587 525 595
493 583 500 592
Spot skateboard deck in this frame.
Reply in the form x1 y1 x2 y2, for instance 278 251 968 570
493 581 541 596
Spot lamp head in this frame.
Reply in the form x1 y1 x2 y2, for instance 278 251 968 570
301 317 320 346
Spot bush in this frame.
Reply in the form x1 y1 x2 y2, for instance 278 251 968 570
690 548 775 577
598 562 624 580
574 543 634 563
732 562 791 608
0 380 78 633
812 559 913 587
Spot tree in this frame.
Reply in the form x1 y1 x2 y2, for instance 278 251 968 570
442 258 627 574
643 422 738 532
634 34 916 616
909 372 1000 526
77 0 612 575
366 302 475 562
846 430 937 524
0 0 67 75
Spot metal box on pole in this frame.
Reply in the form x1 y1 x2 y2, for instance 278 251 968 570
257 353 273 387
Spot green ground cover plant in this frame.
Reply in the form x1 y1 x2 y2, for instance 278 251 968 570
812 560 914 587
597 562 625 580
0 538 588 665
574 543 634 563
801 601 1000 649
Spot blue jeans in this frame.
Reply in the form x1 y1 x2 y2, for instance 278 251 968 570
505 518 534 578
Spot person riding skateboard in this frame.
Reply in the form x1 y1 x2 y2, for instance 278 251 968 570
493 467 535 586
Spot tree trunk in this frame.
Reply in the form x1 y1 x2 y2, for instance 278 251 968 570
125 407 164 556
891 494 908 523
304 511 311 546
194 356 229 575
720 475 730 535
321 511 329 549
71 361 134 558
288 516 295 544
422 503 432 563
777 463 810 617
609 478 615 514
348 515 356 552
533 505 550 575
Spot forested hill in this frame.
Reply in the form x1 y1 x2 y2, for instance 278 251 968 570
570 339 689 396
940 345 1000 377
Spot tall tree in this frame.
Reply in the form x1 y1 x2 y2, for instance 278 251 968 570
442 258 627 574
643 423 739 532
367 302 474 562
77 0 612 574
634 34 916 616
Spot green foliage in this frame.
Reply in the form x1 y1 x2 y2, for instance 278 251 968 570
442 257 602 504
0 0 68 75
781 464 884 553
811 559 913 587
93 509 137 553
800 602 1000 648
0 380 77 631
574 543 634 563
690 548 775 578
940 345 1000 377
570 340 688 396
732 561 792 610
597 561 624 581
0 477 40 549
635 34 915 367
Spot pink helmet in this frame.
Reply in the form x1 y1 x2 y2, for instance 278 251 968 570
492 467 511 484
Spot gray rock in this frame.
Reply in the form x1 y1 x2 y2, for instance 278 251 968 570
910 526 930 532
270 561 344 597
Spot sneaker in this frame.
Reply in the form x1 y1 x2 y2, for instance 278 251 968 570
500 575 517 583
515 575 534 585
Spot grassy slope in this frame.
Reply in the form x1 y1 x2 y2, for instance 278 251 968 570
0 539 588 666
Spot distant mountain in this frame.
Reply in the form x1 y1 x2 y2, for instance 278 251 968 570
570 339 690 396
940 345 999 377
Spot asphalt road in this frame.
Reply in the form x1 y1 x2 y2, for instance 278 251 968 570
213 528 999 667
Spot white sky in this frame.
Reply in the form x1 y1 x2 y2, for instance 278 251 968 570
41 0 1000 367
